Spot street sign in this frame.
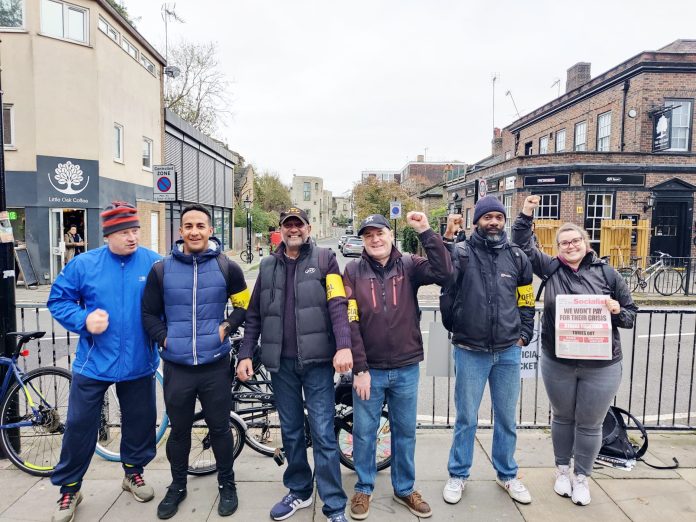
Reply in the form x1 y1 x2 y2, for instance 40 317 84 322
389 201 402 219
478 178 488 199
153 165 176 202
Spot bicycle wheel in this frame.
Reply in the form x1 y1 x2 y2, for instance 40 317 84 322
95 370 169 462
0 367 72 476
187 411 245 475
654 268 683 296
335 410 391 472
240 251 254 264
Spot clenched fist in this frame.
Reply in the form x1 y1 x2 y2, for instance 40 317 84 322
522 195 540 217
406 211 430 233
445 214 463 239
86 309 109 334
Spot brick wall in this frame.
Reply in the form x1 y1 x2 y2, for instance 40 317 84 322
136 200 167 254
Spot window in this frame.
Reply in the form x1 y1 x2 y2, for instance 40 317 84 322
142 137 152 170
524 141 533 155
41 0 89 44
315 183 319 190
539 136 549 154
556 129 566 152
533 193 560 219
121 37 138 60
0 0 25 28
2 104 14 148
585 193 614 244
503 194 513 234
665 99 693 151
597 112 611 151
98 15 118 42
505 151 512 160
574 121 587 151
113 123 123 162
303 182 311 201
140 54 156 75
465 208 471 229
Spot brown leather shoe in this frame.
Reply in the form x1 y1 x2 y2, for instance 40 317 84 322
349 492 372 520
393 491 432 518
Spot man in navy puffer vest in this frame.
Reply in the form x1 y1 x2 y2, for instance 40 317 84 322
142 204 249 519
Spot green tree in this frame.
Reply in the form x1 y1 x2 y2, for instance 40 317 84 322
253 172 292 213
106 0 135 26
401 226 419 253
0 0 22 27
235 204 277 234
352 178 417 230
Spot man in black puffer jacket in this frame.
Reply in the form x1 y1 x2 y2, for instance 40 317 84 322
442 196 535 507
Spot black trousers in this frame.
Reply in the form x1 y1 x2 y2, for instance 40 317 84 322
163 356 234 488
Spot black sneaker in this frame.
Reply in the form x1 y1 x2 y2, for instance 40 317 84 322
157 487 187 520
218 482 239 516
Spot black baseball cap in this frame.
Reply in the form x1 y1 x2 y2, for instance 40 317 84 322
358 214 391 236
279 207 309 226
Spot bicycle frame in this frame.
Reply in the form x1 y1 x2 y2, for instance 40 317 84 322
0 357 49 430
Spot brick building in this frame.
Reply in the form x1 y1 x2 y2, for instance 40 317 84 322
446 39 696 258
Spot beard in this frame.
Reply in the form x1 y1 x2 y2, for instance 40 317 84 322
478 225 502 241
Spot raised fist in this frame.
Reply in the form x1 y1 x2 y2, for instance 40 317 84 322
445 214 463 238
522 195 540 217
406 211 430 233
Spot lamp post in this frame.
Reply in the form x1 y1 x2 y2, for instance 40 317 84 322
243 195 252 263
0 47 18 458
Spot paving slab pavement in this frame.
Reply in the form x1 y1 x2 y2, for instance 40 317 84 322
1 430 695 521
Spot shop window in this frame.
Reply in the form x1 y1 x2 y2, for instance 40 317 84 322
2 104 14 148
533 193 560 219
585 192 614 243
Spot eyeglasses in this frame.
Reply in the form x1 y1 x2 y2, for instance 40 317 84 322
282 221 306 230
558 237 583 249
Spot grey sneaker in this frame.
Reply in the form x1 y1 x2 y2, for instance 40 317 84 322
52 491 83 522
122 472 155 502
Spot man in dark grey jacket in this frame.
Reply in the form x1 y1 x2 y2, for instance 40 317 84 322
442 196 535 506
237 207 352 522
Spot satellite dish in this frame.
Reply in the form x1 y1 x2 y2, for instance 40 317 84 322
164 66 181 78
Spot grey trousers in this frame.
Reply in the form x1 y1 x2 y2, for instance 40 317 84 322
541 354 622 476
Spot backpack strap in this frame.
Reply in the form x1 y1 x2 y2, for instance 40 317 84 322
535 258 562 302
152 257 171 291
318 247 331 277
215 252 234 296
599 261 617 300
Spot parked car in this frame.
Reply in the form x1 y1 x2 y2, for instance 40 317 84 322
342 237 364 257
338 235 348 251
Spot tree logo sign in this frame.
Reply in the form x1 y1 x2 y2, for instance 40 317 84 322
47 161 90 195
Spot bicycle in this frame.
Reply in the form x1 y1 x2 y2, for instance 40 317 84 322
0 331 72 476
618 251 683 296
187 339 392 475
239 250 254 264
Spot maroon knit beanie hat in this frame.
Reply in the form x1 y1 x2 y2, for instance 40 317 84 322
101 201 140 236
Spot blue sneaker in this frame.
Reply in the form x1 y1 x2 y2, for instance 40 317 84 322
270 492 313 520
326 514 348 522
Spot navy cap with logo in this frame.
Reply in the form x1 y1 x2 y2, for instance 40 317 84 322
279 207 309 226
358 214 391 236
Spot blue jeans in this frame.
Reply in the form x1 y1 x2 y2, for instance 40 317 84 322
271 359 346 517
352 363 419 497
448 345 521 481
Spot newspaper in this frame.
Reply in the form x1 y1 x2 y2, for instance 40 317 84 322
555 294 612 360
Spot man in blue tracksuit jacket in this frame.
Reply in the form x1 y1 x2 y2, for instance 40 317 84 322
47 202 161 522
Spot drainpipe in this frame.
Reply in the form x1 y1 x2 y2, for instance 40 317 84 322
620 79 630 152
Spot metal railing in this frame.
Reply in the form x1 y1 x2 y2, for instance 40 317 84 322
14 303 696 431
613 255 696 296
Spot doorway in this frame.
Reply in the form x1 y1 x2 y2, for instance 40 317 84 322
49 208 87 281
651 201 688 257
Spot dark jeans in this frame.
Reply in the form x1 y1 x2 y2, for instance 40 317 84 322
51 372 157 493
271 359 346 517
163 356 234 488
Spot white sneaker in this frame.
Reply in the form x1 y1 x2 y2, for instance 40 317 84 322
496 477 532 504
442 477 467 504
571 474 591 506
554 465 572 498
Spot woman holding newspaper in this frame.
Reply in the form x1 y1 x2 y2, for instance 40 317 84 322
511 195 637 506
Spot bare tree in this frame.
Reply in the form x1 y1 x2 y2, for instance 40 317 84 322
164 39 231 135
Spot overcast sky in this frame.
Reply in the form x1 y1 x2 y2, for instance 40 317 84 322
125 0 696 195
